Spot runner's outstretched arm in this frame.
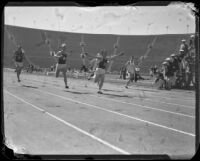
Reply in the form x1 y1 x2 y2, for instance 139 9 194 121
108 52 124 60
51 51 62 57
51 50 72 58
84 53 99 59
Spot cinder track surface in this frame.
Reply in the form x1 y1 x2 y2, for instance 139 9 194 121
3 69 195 158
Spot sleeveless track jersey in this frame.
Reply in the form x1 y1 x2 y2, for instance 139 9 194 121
15 50 24 62
98 58 108 69
58 51 67 64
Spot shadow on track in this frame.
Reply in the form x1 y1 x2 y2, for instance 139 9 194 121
102 93 132 98
22 85 38 89
132 88 159 93
63 90 91 95
103 89 123 92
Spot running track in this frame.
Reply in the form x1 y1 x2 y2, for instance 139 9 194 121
3 69 195 158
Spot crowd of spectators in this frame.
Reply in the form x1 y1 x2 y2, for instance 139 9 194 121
153 35 195 90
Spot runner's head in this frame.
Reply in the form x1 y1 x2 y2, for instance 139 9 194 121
96 53 103 60
17 45 22 51
61 43 67 51
179 49 184 55
162 62 168 66
181 39 186 44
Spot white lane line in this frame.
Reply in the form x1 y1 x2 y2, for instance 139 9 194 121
33 88 195 137
23 78 195 109
134 97 194 109
89 95 195 118
5 81 195 118
123 91 194 108
4 90 130 155
7 78 194 118
123 88 195 101
3 71 196 100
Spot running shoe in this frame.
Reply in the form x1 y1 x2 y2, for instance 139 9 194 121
97 91 103 94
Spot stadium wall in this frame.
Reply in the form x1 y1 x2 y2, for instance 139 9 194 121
4 25 192 74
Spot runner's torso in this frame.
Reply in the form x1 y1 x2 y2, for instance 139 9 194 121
127 61 135 74
57 51 67 64
14 50 24 62
98 58 108 69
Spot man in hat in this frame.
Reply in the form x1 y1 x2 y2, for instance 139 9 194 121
162 59 172 90
189 35 195 57
119 61 127 80
179 39 189 57
80 52 89 73
149 66 154 79
171 54 180 71
168 54 178 87
154 63 167 89
50 43 72 88
12 45 26 82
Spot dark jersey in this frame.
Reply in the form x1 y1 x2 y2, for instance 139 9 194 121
98 58 108 69
157 71 164 79
150 67 154 71
153 67 158 74
180 44 189 56
14 50 24 62
173 58 179 71
57 51 67 64
167 62 175 76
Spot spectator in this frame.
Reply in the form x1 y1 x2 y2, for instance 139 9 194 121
149 66 154 79
50 65 54 71
153 65 158 74
125 56 136 88
154 64 166 89
185 52 195 88
179 39 189 57
189 35 195 57
163 58 172 90
119 63 126 79
135 67 144 80
179 56 187 88
168 55 177 87
172 54 180 72
158 37 195 90
121 64 127 80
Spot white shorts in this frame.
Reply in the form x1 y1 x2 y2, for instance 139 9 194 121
56 63 67 71
95 68 106 75
15 62 23 68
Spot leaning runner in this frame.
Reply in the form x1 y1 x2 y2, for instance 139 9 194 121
12 45 26 82
50 43 72 88
86 49 124 94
